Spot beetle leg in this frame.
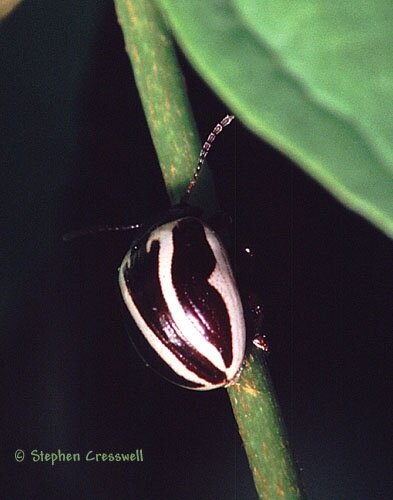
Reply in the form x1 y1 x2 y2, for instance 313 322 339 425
237 244 269 353
243 290 269 352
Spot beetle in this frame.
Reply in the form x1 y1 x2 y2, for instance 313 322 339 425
118 115 249 390
64 116 265 390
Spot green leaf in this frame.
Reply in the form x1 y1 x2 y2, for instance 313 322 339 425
158 0 393 238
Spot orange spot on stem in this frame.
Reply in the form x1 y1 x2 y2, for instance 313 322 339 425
148 103 157 129
131 45 140 65
243 383 259 398
126 0 137 26
164 90 170 111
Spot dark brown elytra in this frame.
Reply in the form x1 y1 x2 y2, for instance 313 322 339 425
123 218 232 388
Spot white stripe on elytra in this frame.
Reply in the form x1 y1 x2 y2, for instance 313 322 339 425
204 226 246 381
119 251 219 390
148 220 227 373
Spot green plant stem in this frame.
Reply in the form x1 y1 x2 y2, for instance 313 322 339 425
114 0 304 498
228 351 304 499
114 0 215 209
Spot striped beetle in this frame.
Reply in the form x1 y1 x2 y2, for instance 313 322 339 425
119 115 247 390
64 116 259 390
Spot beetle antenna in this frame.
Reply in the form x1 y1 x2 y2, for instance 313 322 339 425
181 114 235 204
62 223 142 242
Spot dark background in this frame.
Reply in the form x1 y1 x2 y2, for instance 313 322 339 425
1 1 392 499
